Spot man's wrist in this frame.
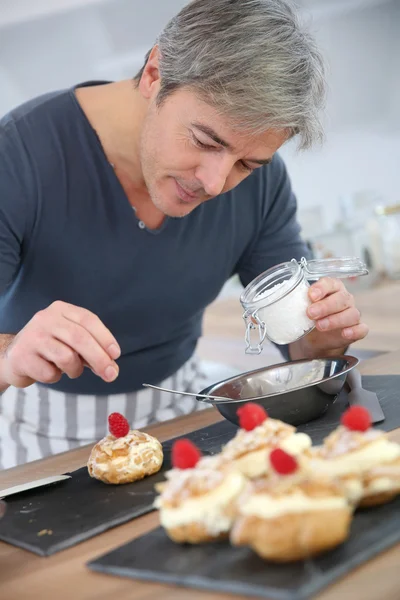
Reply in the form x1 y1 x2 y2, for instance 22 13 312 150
0 334 14 392
0 356 10 392
0 362 10 392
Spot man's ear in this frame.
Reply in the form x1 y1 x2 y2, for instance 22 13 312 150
138 46 161 100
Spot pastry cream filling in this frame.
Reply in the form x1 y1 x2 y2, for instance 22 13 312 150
240 490 347 519
341 478 364 503
310 439 400 477
364 464 400 495
155 471 245 534
232 433 311 478
365 477 398 495
281 433 312 455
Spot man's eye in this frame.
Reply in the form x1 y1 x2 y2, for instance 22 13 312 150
191 132 254 173
239 161 254 173
192 134 215 150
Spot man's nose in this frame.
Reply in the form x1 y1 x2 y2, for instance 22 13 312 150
195 154 236 198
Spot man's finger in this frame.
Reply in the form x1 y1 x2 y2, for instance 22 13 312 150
39 340 85 379
308 290 355 320
309 277 345 301
342 322 369 342
315 307 361 332
52 320 119 382
51 301 121 359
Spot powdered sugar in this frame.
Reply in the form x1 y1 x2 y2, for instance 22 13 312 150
256 278 315 345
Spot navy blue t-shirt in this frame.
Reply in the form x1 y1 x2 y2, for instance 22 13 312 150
0 82 308 395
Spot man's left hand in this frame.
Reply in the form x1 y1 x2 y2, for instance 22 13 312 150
288 277 369 360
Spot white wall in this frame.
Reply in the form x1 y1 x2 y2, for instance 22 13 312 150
280 0 400 231
0 0 187 111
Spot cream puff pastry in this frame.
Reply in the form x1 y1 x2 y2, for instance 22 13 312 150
88 412 163 484
155 439 246 543
220 403 311 478
306 406 400 507
230 448 352 562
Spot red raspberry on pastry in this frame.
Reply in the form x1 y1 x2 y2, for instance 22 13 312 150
341 406 371 432
270 448 298 475
108 412 130 438
172 439 202 469
237 403 268 431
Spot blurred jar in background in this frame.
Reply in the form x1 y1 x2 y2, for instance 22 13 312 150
372 205 400 279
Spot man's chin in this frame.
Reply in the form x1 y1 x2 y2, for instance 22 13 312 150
166 206 195 219
155 198 200 219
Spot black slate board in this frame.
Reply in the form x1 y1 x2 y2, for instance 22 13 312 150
0 454 172 556
1 375 399 557
88 496 400 600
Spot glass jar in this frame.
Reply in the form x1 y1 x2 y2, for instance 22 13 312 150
240 256 369 354
375 204 400 279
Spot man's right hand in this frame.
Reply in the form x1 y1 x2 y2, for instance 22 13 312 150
0 301 121 389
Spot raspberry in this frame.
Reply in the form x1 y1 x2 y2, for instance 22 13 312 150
237 403 268 431
171 439 202 469
341 406 371 432
108 412 130 438
270 448 298 475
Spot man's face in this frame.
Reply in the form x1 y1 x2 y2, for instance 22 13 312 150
139 87 288 218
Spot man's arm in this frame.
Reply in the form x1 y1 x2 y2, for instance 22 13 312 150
0 125 121 391
236 155 368 360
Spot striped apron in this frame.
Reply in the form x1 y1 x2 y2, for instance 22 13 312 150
0 355 211 470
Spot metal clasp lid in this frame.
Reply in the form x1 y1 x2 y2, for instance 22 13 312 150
299 256 369 280
243 308 267 355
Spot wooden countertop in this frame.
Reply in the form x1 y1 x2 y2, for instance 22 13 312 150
1 350 400 600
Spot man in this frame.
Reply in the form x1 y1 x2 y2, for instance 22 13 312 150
0 0 367 469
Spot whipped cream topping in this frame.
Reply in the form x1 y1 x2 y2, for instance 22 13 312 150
310 437 400 478
158 466 227 505
368 463 400 478
340 477 364 503
239 489 347 519
220 420 311 478
317 426 383 459
155 470 245 534
281 432 312 455
364 477 398 495
363 461 400 496
222 418 311 458
222 418 296 459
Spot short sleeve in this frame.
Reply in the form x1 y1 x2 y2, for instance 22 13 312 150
237 154 311 288
0 124 35 294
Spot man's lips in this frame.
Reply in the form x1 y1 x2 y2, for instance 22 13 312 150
174 179 203 203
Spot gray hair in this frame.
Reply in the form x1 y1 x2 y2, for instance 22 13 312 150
135 0 326 149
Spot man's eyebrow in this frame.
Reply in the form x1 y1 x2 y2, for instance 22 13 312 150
191 122 273 165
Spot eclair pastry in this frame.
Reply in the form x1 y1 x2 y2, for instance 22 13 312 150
88 412 163 484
